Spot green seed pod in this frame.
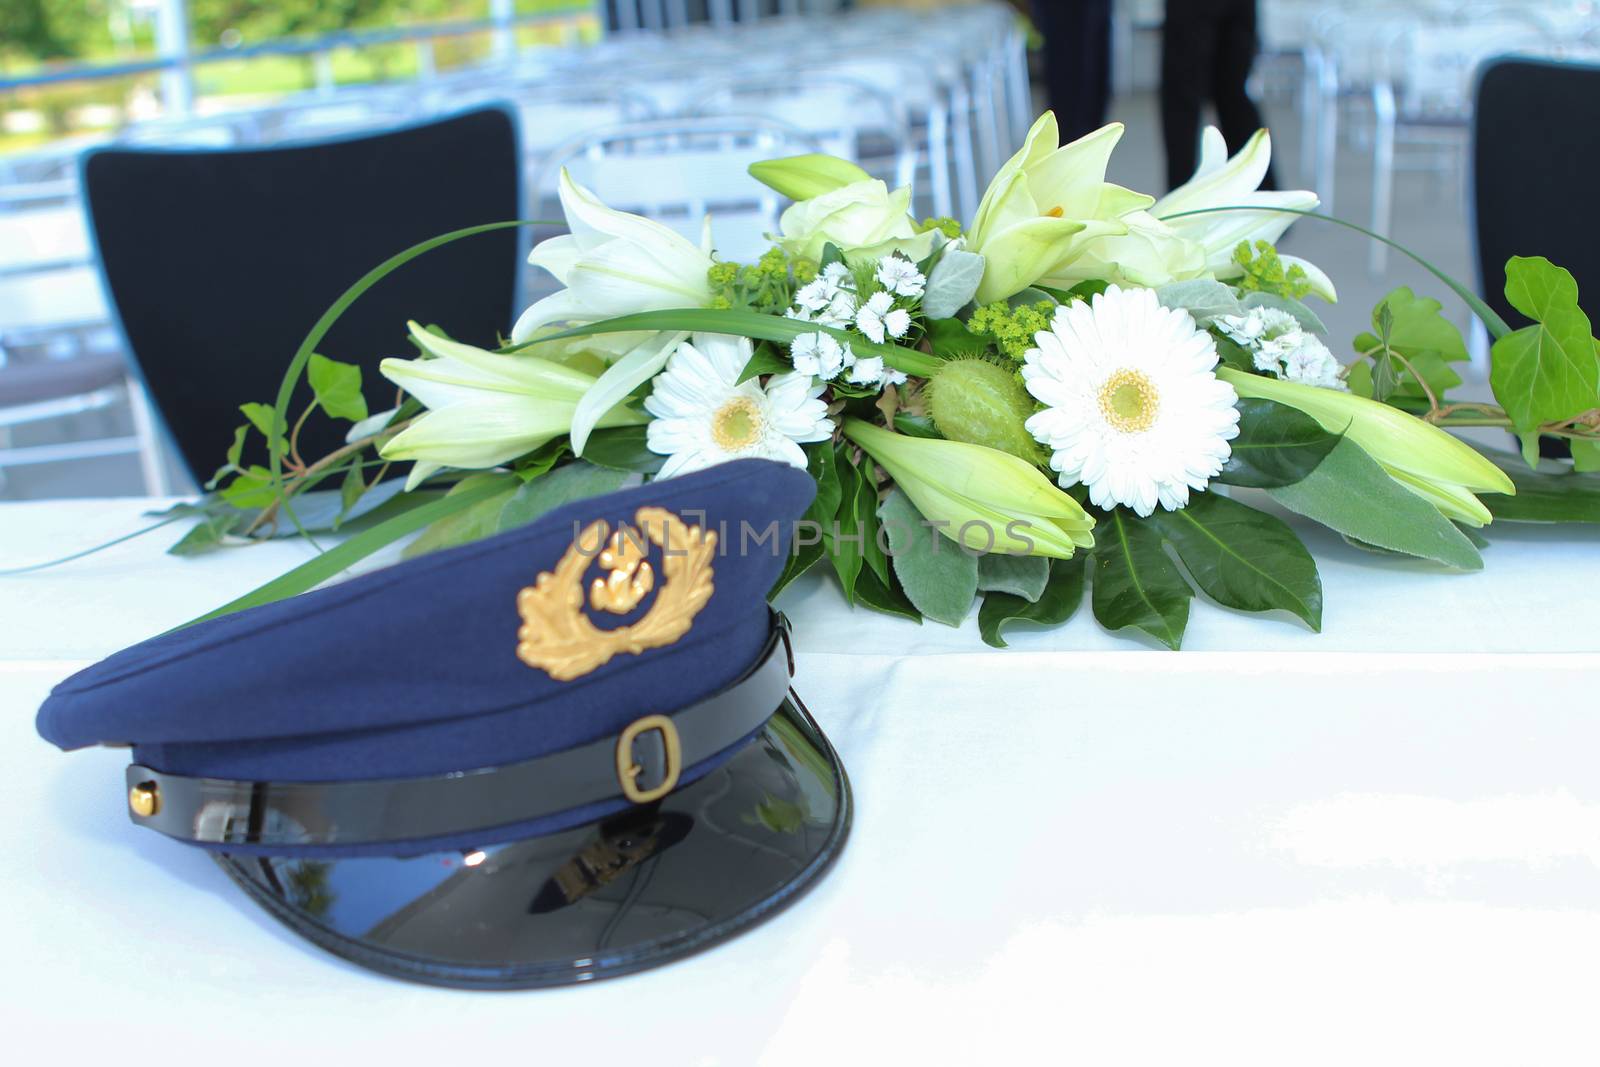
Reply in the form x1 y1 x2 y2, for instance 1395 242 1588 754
926 358 1043 463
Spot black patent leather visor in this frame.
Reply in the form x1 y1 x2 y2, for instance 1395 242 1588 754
214 694 849 989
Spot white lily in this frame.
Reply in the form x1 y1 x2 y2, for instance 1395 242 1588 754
1040 209 1208 290
1151 127 1334 300
967 113 1149 304
776 178 939 265
511 169 716 343
380 321 645 489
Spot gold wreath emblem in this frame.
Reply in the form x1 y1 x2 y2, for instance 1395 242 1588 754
516 507 717 681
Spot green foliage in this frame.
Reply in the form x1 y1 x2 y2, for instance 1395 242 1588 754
978 555 1086 648
306 353 369 422
1213 398 1340 488
708 247 810 315
1232 240 1312 300
581 425 662 474
924 317 989 360
1488 256 1599 432
879 489 978 626
403 472 520 558
772 441 840 598
976 553 1050 602
496 461 628 530
1477 451 1600 523
918 217 964 239
1353 287 1468 403
826 444 889 604
1090 510 1191 650
1152 492 1322 630
925 357 1042 462
967 299 1055 361
736 342 794 384
1267 439 1483 569
892 412 942 439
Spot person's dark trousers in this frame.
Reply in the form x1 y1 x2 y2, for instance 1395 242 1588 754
1031 0 1114 143
1160 0 1277 190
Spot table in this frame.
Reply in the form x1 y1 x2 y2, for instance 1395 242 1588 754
4 497 1600 1063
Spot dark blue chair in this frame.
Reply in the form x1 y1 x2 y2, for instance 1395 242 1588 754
83 106 522 483
1472 57 1600 330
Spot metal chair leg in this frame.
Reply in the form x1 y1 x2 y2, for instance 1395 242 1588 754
1370 81 1396 277
126 376 171 496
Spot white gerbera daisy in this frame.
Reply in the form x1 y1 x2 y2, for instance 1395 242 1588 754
1022 285 1240 516
645 333 834 478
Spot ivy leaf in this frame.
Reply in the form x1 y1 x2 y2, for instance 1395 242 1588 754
1571 438 1600 474
168 511 243 557
1489 256 1599 431
238 402 287 457
978 555 1086 648
1153 492 1322 630
976 553 1050 602
1090 510 1191 649
1267 438 1482 569
306 353 368 422
1214 398 1340 488
921 249 987 319
338 462 368 527
582 425 663 474
1354 287 1467 402
879 488 978 626
221 464 279 509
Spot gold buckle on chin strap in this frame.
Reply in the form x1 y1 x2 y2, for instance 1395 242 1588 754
616 714 683 804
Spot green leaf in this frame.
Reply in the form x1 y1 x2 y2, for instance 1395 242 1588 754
1572 438 1600 474
1267 438 1483 569
978 555 1086 648
807 439 843 528
736 344 794 384
496 461 629 532
892 412 943 439
1489 256 1599 431
1153 492 1322 630
1355 287 1468 402
1214 397 1340 488
221 465 279 509
1212 335 1256 372
1156 278 1243 326
1477 450 1600 523
921 248 986 319
531 307 942 378
513 438 571 482
582 425 664 474
1241 291 1326 335
306 353 368 422
771 536 825 599
181 475 515 628
238 402 287 456
404 473 521 559
976 553 1050 602
853 566 923 622
925 317 988 360
878 489 978 626
825 445 875 601
338 462 368 527
1090 510 1191 649
167 511 242 557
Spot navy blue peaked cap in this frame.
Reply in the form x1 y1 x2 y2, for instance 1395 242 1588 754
37 459 854 990
39 459 812 787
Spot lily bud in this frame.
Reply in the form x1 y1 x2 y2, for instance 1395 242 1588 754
748 154 874 202
1219 367 1514 526
380 322 645 489
843 418 1095 558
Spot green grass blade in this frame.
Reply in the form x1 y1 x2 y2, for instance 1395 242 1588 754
178 477 507 629
267 219 554 500
523 307 944 378
1156 205 1513 340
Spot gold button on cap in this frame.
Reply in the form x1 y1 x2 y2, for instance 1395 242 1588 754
129 781 160 818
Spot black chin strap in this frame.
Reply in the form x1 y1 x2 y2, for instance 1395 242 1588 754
125 614 794 848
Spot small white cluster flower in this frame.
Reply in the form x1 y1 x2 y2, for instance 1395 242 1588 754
783 253 922 391
876 254 926 298
1215 306 1348 392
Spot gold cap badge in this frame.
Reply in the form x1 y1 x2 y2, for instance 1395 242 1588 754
516 507 716 681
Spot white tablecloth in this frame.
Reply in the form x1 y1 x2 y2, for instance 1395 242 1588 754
4 498 1600 1063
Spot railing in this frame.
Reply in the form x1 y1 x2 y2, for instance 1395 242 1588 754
0 5 601 113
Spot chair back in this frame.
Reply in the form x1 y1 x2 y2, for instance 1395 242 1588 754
1472 57 1600 329
83 106 522 481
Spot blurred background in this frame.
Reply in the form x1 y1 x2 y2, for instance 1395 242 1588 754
2 0 1597 501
